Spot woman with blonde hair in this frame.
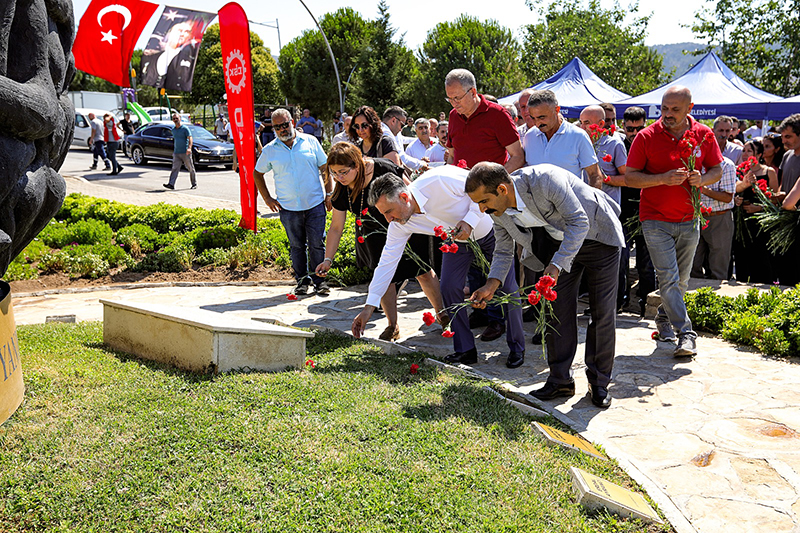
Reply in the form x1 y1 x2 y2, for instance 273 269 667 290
315 142 444 340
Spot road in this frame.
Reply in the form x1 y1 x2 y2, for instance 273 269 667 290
60 145 276 213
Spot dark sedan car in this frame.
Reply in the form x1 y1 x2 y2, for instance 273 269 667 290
127 122 235 169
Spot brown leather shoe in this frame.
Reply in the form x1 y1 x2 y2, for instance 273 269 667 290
379 324 399 341
480 321 505 342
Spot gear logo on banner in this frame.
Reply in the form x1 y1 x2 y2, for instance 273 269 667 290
225 49 247 94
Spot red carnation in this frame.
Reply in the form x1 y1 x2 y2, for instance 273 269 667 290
422 311 436 326
766 191 772 198
357 236 365 243
440 232 448 240
434 225 444 236
651 331 658 340
609 124 616 134
362 208 369 216
602 154 613 163
305 359 315 368
603 176 611 183
456 159 468 169
287 293 298 301
535 275 556 293
542 288 557 301
448 243 459 253
442 329 455 338
588 124 599 131
355 219 362 226
410 363 420 374
702 222 709 230
528 291 541 305
439 244 450 253
757 179 768 192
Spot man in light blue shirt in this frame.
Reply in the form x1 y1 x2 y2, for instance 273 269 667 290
522 90 604 188
255 108 332 296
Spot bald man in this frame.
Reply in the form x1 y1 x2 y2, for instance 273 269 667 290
578 105 626 205
625 86 723 357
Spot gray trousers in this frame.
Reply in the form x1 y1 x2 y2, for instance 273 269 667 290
168 152 196 187
691 210 733 280
545 240 620 388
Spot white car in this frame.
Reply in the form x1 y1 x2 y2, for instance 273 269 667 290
73 108 111 149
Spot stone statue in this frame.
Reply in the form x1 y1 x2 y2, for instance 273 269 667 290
0 0 75 277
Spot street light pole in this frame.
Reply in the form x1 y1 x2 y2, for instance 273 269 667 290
249 19 282 52
296 0 344 115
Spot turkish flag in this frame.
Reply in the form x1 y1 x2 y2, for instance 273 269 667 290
73 0 159 87
219 2 257 232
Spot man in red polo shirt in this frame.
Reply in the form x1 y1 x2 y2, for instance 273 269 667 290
445 68 524 172
626 86 723 358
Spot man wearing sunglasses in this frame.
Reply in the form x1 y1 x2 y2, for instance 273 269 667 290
254 108 332 297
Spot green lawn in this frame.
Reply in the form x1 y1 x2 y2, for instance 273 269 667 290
0 323 671 532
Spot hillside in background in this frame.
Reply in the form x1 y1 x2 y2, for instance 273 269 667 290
651 42 707 80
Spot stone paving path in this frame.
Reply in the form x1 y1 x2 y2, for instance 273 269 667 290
11 281 800 533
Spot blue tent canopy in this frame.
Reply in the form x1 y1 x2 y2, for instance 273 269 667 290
768 94 800 121
498 58 630 118
612 52 783 120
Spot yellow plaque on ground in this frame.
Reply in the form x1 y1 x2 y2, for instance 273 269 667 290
0 281 23 425
570 467 662 524
532 422 605 460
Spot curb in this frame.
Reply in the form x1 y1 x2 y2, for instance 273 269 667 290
11 279 295 299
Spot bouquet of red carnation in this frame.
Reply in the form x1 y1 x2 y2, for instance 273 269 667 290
736 156 759 181
435 225 491 276
670 130 716 229
526 275 559 359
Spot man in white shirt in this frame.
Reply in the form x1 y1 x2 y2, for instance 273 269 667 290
425 121 448 163
382 106 427 172
332 115 353 145
517 88 535 139
713 116 743 164
351 165 525 368
405 118 435 160
88 112 110 170
743 120 763 141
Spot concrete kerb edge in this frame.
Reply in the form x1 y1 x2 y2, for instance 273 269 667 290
12 279 294 299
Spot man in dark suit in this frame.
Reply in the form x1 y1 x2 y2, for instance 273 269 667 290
465 162 625 408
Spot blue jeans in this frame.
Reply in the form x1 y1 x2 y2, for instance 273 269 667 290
642 219 699 338
106 141 120 173
279 202 326 286
91 140 109 167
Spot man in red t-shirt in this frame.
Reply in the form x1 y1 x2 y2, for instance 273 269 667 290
445 68 524 173
626 86 723 357
444 68 525 346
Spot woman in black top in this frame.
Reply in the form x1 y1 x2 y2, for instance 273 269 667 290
315 142 444 341
733 139 779 283
349 106 401 167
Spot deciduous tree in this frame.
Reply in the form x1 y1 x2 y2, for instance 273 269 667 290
690 0 800 97
521 0 666 97
413 16 525 116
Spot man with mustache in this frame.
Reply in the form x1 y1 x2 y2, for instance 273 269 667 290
625 86 723 357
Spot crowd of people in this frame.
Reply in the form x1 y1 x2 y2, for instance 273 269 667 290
251 67 800 410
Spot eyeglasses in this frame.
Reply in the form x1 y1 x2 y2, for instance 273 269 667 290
625 125 645 133
273 121 291 131
329 167 353 179
353 122 371 131
445 89 473 105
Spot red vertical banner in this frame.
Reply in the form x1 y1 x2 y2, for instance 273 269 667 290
218 3 257 231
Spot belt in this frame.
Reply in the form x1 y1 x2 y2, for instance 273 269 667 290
707 209 731 217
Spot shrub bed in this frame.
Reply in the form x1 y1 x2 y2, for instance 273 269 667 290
5 193 370 286
685 286 800 357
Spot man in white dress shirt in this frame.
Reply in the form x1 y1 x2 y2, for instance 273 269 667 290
425 121 449 163
405 118 435 160
351 165 526 368
382 106 427 172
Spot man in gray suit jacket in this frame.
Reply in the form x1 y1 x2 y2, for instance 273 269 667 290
465 162 624 408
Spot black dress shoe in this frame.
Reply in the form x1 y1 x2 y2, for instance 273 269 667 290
468 311 489 329
480 321 505 342
588 384 612 408
505 351 524 368
443 348 478 365
530 380 575 400
531 332 542 345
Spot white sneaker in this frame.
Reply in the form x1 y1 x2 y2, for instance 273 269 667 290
674 335 697 357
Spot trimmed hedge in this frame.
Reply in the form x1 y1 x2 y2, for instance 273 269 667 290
685 286 800 357
6 193 370 286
